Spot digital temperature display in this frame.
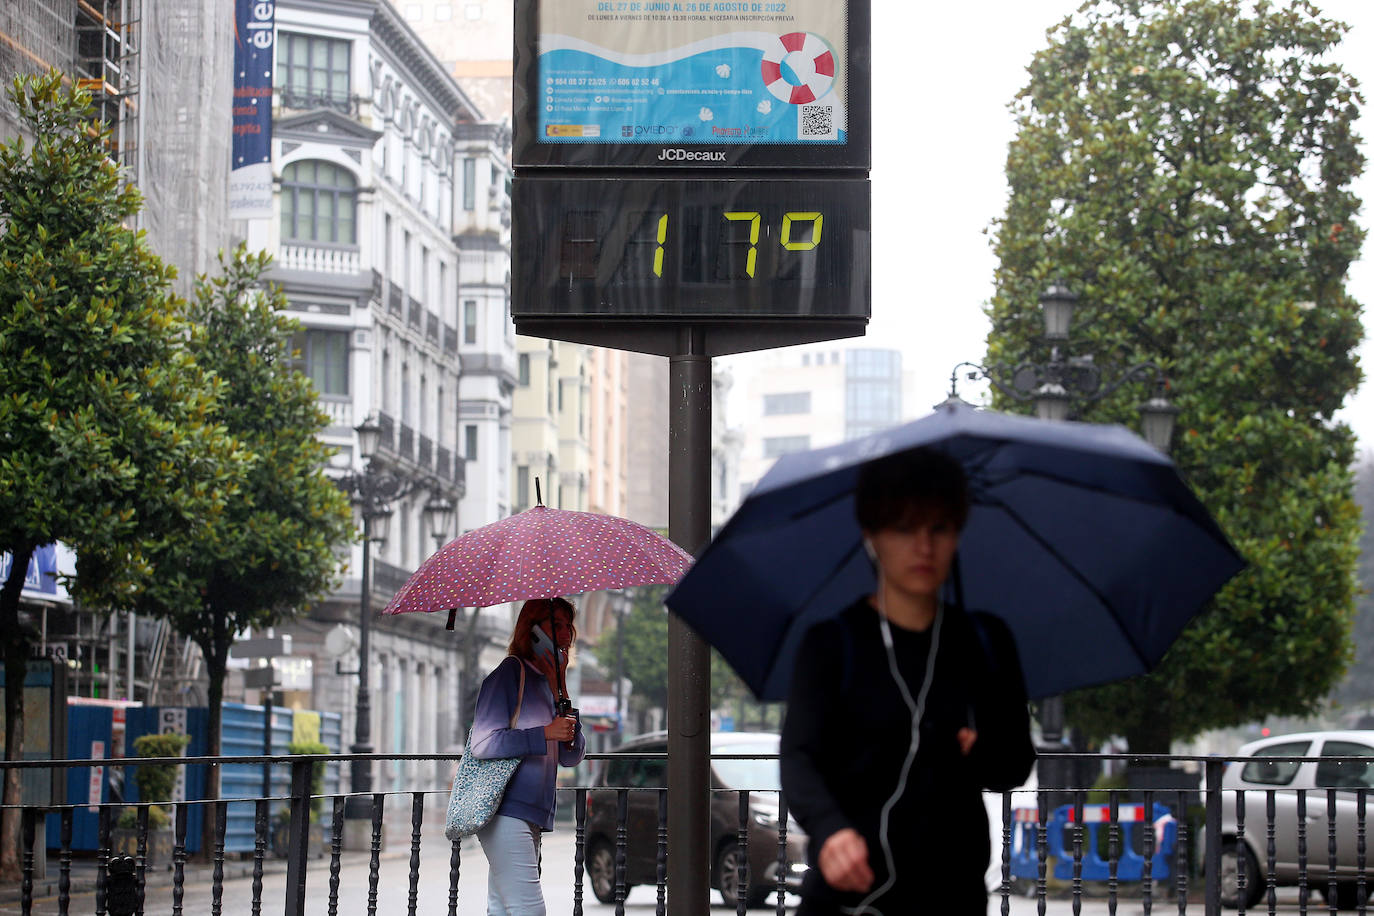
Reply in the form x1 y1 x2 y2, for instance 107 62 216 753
511 175 870 319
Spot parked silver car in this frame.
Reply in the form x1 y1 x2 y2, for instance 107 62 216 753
1220 730 1374 910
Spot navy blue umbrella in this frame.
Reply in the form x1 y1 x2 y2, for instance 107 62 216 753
665 402 1245 701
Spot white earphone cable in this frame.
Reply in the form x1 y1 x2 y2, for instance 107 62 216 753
841 548 943 916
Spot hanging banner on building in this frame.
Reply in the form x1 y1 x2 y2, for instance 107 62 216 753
537 0 848 146
0 542 75 607
229 0 276 219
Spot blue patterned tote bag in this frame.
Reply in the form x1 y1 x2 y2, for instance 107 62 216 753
445 662 526 840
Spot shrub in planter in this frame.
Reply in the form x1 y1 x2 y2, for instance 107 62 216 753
114 732 191 865
287 740 330 821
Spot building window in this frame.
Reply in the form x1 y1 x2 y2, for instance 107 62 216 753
763 392 811 416
518 353 530 386
278 33 351 106
436 385 445 441
290 329 350 396
381 348 391 412
516 465 529 511
383 213 393 276
465 424 478 461
280 161 356 244
763 435 810 459
846 385 898 423
845 348 901 379
421 246 430 302
463 300 478 344
462 158 476 210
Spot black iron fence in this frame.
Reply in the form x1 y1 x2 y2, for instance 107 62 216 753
4 752 1374 915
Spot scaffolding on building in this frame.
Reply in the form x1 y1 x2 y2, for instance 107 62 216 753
74 0 142 193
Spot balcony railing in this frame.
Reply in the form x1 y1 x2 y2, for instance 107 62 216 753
371 558 411 600
436 447 452 482
417 435 433 470
318 397 352 429
407 297 423 330
387 282 403 316
397 424 414 461
277 89 359 116
277 244 360 275
425 313 440 345
442 325 458 355
8 751 1371 916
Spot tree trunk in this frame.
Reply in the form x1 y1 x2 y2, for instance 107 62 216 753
197 619 229 861
0 542 36 883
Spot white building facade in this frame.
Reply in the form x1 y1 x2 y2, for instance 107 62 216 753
246 0 516 805
733 345 904 498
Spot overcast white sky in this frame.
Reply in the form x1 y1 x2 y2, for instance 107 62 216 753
726 0 1374 455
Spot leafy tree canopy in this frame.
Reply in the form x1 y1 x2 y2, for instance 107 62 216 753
1333 453 1374 708
0 71 238 878
0 72 239 595
84 246 356 748
987 0 1365 752
616 585 750 715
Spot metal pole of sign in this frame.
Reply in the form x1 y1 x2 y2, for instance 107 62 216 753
262 692 273 799
126 612 136 702
667 326 712 916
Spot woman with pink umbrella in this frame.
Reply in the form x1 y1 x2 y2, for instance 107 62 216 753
468 597 584 915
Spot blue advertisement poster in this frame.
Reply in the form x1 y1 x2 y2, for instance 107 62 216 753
538 0 847 145
0 542 74 606
230 0 275 218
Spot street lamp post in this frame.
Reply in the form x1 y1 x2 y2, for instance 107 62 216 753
425 496 455 553
947 282 1180 799
946 283 1180 451
336 416 451 823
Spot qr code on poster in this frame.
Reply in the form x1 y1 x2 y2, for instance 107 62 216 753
799 104 835 138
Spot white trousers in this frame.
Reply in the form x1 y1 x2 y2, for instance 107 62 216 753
477 814 545 915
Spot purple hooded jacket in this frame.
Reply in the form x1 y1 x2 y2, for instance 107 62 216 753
469 655 585 830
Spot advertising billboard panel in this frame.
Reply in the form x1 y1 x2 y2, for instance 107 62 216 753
514 0 869 168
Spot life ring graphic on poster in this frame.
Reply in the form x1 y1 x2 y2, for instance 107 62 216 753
760 32 836 105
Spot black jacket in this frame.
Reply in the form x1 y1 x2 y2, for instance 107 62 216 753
780 599 1036 915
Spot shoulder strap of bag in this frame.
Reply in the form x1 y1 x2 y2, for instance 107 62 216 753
509 661 526 729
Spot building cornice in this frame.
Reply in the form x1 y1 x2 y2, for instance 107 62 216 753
277 108 384 148
370 2 482 126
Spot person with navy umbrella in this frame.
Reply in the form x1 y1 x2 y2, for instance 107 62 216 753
780 447 1036 915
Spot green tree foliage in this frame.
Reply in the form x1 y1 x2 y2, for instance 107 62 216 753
1334 453 1374 708
615 585 749 720
0 72 237 877
87 247 354 839
987 0 1365 752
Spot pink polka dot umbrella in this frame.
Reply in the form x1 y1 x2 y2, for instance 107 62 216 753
382 503 694 615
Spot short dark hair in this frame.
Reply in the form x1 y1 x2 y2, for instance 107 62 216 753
854 447 970 533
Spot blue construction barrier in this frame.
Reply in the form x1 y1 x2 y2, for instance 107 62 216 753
47 701 340 854
1008 802 1177 882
